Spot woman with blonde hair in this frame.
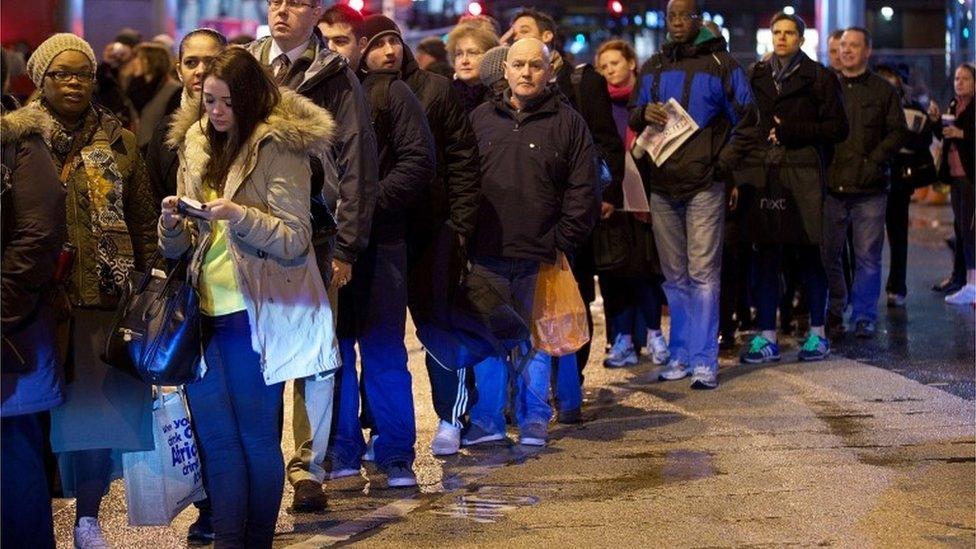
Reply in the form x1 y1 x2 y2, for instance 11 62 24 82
595 38 670 368
446 23 499 114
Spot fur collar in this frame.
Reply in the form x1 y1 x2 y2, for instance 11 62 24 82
1 106 53 146
165 87 335 156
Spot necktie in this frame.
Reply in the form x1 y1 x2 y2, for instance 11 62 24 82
272 53 291 85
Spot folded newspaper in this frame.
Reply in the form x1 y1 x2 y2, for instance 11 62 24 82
632 98 699 167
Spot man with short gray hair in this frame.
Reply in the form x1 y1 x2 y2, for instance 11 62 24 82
462 38 599 447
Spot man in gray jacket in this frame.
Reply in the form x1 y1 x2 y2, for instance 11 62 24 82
247 0 378 513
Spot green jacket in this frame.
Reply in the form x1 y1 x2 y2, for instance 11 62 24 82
27 103 158 308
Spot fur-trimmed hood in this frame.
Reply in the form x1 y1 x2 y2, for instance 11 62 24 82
1 105 52 146
165 87 335 156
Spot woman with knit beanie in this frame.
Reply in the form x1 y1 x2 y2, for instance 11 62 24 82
595 39 670 368
24 33 158 549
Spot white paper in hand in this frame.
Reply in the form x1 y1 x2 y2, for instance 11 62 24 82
632 98 699 167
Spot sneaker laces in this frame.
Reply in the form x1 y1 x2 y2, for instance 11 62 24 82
801 334 823 352
609 334 633 356
748 335 771 353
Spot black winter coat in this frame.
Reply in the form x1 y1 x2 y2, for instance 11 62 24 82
827 70 909 195
358 71 436 243
401 46 481 239
1 103 66 416
246 31 379 266
145 110 179 202
934 96 974 184
737 52 848 244
469 90 599 262
555 59 626 205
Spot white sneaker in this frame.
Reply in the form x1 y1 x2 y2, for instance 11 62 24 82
430 420 461 456
74 517 109 549
362 434 378 462
647 330 670 365
603 334 638 368
945 284 976 305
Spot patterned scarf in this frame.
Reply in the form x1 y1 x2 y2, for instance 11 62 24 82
41 100 135 295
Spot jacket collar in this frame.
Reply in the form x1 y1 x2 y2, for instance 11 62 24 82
752 52 818 100
1 103 52 145
662 28 728 61
245 29 347 94
492 86 560 118
167 88 335 199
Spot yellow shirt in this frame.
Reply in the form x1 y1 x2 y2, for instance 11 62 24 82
198 186 246 316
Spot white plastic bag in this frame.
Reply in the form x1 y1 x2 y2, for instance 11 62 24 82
122 389 206 526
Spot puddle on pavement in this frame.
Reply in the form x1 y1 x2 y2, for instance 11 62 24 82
428 486 540 523
605 449 718 496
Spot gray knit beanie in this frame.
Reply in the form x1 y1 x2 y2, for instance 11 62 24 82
479 45 509 88
26 33 97 87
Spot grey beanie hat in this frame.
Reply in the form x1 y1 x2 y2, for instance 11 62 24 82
26 33 97 87
479 45 509 88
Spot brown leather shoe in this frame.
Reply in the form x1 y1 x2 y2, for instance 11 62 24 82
290 480 327 513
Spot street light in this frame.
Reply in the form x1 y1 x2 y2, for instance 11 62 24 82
467 1 484 16
608 0 624 15
881 6 894 21
347 0 364 11
783 6 795 15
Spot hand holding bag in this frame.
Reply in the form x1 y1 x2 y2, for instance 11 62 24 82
102 253 202 386
122 389 206 526
531 253 591 357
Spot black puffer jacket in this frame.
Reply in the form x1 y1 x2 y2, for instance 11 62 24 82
400 46 481 239
1 103 66 416
469 89 599 262
145 109 179 202
629 30 757 200
826 70 909 194
357 70 436 243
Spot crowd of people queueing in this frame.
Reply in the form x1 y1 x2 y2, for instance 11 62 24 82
2 0 973 547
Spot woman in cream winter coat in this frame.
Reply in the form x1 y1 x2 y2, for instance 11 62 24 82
159 48 337 548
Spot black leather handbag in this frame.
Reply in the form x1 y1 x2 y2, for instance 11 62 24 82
102 253 202 386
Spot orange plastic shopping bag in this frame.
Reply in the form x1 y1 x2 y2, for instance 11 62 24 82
531 253 591 356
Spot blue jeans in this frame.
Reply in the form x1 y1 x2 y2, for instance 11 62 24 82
187 311 284 549
1 413 55 549
754 245 828 330
603 275 665 337
648 182 725 370
467 257 552 433
822 192 887 323
330 241 415 470
553 354 582 413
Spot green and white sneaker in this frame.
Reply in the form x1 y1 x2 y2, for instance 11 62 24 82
797 333 830 362
739 335 781 364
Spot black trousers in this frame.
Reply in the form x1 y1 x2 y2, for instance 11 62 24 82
885 183 914 296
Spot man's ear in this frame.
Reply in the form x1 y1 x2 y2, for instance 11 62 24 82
358 36 368 53
542 30 554 45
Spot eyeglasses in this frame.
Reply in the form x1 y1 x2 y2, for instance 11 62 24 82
454 50 485 61
45 71 96 84
267 0 317 10
666 12 700 23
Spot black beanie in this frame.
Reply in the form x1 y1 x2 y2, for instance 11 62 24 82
362 15 402 54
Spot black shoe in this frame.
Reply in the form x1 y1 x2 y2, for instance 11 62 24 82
854 320 876 339
826 312 845 338
290 479 327 513
557 407 582 424
718 332 736 350
187 510 215 546
932 277 964 293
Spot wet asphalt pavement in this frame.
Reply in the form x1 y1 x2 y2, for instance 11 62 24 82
50 203 974 548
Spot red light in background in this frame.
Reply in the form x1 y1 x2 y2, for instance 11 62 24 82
467 1 484 16
347 0 365 12
608 0 624 14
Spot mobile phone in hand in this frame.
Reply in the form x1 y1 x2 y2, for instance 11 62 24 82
177 196 208 219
